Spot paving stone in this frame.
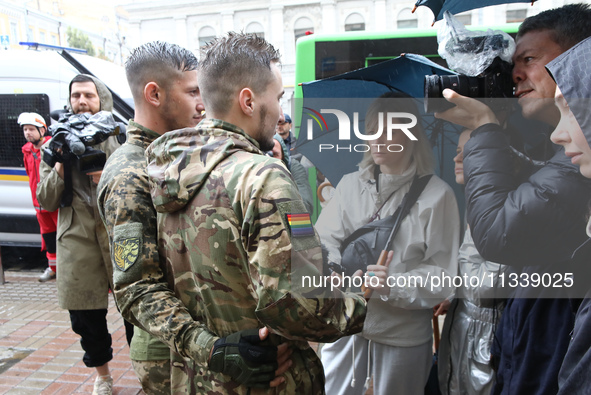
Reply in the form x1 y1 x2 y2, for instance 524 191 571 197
0 272 143 393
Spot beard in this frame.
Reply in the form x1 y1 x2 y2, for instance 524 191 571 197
257 105 276 152
160 101 193 132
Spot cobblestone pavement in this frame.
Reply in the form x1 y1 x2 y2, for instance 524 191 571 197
0 270 143 394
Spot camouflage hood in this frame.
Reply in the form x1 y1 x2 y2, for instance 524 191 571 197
68 74 113 112
146 118 265 213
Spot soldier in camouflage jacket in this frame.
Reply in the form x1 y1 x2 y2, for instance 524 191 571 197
147 117 367 394
98 42 289 394
143 33 367 394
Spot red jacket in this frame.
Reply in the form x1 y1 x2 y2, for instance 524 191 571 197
22 135 52 211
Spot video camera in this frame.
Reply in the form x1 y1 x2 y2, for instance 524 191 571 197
43 111 124 174
424 34 515 113
423 12 516 113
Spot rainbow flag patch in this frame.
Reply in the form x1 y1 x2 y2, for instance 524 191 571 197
286 213 314 237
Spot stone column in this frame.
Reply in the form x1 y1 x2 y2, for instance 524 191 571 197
269 4 284 56
374 0 387 31
174 16 188 48
127 20 142 50
221 10 234 34
321 0 336 33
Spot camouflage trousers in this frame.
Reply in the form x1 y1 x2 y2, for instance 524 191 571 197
131 359 171 395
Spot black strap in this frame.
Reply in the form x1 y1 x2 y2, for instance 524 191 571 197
60 160 73 208
388 174 432 243
340 174 433 250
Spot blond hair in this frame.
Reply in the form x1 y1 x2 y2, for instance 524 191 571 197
359 92 434 176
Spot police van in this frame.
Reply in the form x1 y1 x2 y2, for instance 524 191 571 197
0 44 133 247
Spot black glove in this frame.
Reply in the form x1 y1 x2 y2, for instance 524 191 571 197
208 328 278 387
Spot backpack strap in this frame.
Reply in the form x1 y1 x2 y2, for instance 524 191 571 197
340 174 433 251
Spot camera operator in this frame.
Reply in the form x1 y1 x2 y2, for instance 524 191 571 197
433 4 591 395
36 74 124 395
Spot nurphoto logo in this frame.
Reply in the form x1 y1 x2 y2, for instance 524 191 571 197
303 107 418 153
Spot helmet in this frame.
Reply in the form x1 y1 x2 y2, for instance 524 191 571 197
18 112 47 128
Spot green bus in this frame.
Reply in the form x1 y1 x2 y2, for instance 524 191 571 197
292 24 521 220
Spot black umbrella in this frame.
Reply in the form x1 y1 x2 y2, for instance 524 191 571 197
413 0 537 23
296 53 463 193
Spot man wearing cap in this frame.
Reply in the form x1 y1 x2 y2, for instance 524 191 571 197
18 112 59 282
276 112 296 152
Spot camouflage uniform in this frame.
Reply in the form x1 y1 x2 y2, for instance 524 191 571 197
97 121 216 393
145 119 367 394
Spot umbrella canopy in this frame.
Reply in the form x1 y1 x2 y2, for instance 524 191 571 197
413 0 537 23
296 53 463 196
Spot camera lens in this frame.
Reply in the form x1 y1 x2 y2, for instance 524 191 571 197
424 75 483 113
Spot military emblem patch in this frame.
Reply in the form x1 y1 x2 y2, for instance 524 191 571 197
113 238 140 271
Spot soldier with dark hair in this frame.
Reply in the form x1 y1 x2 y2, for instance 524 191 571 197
98 41 290 394
144 32 367 394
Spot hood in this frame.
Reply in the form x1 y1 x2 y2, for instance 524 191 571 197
273 133 290 167
68 74 113 112
546 37 591 148
146 119 264 213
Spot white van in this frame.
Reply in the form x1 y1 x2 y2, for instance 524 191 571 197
0 47 132 247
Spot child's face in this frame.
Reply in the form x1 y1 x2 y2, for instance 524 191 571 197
550 87 591 178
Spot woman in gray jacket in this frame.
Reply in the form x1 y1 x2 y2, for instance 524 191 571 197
316 92 460 394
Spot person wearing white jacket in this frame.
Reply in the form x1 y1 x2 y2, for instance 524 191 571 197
316 92 460 394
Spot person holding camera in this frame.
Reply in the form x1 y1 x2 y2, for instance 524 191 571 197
18 112 59 282
315 92 460 395
36 74 123 395
434 4 591 394
98 41 292 394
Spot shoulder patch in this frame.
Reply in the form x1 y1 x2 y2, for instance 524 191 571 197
285 213 314 237
112 222 143 272
276 200 320 251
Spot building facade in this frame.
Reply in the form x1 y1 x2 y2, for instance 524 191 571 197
122 0 575 113
0 0 129 65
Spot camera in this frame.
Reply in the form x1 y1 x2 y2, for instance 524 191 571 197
424 34 515 113
43 111 124 173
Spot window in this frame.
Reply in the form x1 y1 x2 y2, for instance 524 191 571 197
506 9 527 23
397 8 417 29
10 22 18 45
27 27 34 41
245 22 264 39
39 31 46 43
198 26 216 48
294 17 314 45
345 13 365 32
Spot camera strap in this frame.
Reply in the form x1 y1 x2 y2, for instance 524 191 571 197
60 161 74 208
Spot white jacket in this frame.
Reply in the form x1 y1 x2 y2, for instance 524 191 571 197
316 162 460 346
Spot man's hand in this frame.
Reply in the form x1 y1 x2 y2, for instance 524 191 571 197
208 327 291 388
434 89 499 130
54 162 64 180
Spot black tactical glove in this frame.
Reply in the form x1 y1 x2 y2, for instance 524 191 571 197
208 328 278 387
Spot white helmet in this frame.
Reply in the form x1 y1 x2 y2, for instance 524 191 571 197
17 112 47 129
